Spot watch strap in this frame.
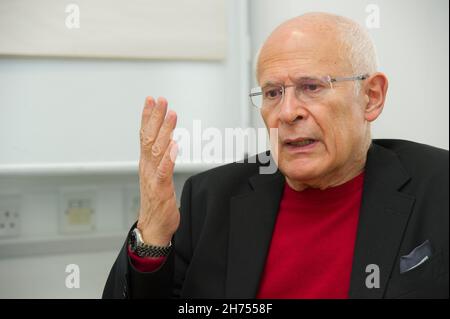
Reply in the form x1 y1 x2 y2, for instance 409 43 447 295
130 227 172 257
135 243 172 258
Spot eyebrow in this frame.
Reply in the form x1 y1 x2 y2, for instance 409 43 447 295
261 80 283 87
261 75 324 88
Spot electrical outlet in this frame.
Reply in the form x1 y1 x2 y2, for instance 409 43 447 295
123 185 140 229
59 188 96 234
0 195 21 238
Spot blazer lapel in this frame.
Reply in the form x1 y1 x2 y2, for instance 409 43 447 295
225 168 285 298
349 143 415 298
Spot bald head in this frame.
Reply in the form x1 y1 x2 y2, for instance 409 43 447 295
256 12 378 83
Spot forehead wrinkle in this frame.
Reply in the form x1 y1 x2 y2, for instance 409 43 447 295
258 36 346 85
259 54 342 87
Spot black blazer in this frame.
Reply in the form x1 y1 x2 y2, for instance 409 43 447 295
103 139 449 299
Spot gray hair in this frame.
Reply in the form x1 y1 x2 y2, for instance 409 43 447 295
334 14 379 75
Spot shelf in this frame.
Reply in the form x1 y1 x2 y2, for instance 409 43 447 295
0 161 223 176
0 232 127 259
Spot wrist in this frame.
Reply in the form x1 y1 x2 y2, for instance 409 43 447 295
138 227 172 247
129 228 172 258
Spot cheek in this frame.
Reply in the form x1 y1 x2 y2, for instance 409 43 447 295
332 113 365 164
316 101 356 159
260 109 269 127
261 108 277 129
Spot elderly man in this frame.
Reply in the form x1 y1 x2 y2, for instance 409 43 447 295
103 13 448 299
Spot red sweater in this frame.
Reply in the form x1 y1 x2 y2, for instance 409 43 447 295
129 172 364 299
257 172 364 299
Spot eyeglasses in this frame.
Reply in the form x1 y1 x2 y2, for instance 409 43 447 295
249 74 369 109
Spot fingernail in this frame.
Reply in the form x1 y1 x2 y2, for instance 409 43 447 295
157 97 167 107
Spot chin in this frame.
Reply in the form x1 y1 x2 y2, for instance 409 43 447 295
278 156 327 183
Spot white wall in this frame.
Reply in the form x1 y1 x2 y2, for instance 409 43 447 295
0 1 250 165
0 58 234 164
0 0 249 299
249 0 449 150
0 250 118 299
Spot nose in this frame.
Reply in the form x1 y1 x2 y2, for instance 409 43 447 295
278 86 308 124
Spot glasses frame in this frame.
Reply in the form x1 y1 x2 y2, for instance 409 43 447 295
249 73 370 108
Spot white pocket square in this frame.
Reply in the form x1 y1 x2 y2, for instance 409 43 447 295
400 240 433 274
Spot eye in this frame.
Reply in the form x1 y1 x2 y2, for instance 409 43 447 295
263 87 282 99
301 83 323 92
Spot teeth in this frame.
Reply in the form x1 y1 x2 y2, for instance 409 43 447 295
289 139 315 147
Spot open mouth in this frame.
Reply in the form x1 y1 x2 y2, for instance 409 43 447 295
284 138 318 152
286 139 316 147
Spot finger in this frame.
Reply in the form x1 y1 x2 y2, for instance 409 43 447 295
149 109 177 169
141 97 168 159
155 141 178 185
139 97 156 151
140 96 155 130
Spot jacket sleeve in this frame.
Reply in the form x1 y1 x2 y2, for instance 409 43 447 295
102 176 194 299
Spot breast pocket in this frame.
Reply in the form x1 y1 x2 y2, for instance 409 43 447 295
385 251 445 298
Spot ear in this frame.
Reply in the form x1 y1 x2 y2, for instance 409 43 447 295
363 72 389 122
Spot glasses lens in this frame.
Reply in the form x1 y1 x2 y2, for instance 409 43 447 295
295 78 330 101
250 87 263 108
